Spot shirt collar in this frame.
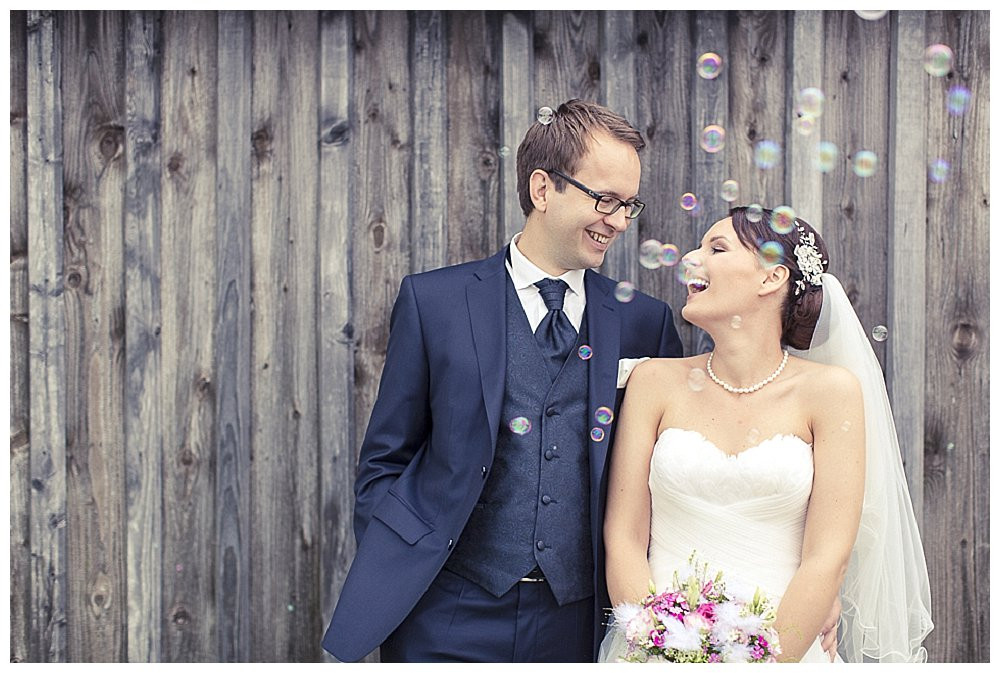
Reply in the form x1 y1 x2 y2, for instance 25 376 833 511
507 232 586 299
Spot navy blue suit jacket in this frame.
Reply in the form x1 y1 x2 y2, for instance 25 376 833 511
322 247 683 661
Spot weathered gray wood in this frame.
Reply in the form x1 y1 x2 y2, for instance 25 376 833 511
214 9 252 662
921 11 990 662
159 11 218 661
634 11 695 352
599 11 638 283
60 10 127 662
249 11 322 661
411 10 447 273
317 8 357 663
886 10 927 522
786 10 824 232
500 11 531 242
26 8 68 663
446 11 502 263
533 11 600 109
123 10 163 663
9 9 31 664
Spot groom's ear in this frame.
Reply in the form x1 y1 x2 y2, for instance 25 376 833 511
529 169 551 212
759 264 790 297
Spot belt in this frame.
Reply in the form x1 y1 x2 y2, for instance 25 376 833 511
519 567 546 583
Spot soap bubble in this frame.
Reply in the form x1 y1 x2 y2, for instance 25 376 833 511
660 244 681 267
746 427 761 445
640 239 664 269
590 427 606 442
841 420 852 432
536 106 555 124
754 140 781 169
871 325 888 342
928 159 950 183
595 407 614 425
923 44 953 77
675 258 700 286
947 85 971 115
720 179 739 202
730 315 743 329
680 192 699 211
815 141 839 173
614 280 636 303
794 115 818 136
852 150 878 178
509 417 532 435
757 241 784 267
578 345 593 360
770 206 796 235
855 10 888 20
498 145 511 158
696 52 723 80
746 204 764 223
687 368 707 392
796 87 826 117
700 124 726 153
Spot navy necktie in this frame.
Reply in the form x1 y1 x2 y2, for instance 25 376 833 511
533 278 577 378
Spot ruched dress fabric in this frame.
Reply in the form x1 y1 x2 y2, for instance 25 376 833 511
598 427 840 663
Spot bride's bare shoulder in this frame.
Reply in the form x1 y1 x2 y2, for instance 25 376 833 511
790 356 861 398
629 354 705 388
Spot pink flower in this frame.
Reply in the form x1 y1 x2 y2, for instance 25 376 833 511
695 601 715 621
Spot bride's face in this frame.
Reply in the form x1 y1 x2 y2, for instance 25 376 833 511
679 216 775 326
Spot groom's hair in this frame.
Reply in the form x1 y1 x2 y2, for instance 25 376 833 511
730 206 830 350
515 99 645 217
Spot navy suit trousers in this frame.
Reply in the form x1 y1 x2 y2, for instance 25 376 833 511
380 568 594 662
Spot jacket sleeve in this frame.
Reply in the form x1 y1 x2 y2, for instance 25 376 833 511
657 302 684 358
352 275 431 543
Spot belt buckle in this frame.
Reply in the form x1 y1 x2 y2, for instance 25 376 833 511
519 568 546 583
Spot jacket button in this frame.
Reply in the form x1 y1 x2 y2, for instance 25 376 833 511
544 449 554 460
541 495 552 505
481 466 488 478
545 406 558 417
536 540 545 551
447 538 454 550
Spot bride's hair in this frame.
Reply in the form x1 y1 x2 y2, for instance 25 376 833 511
729 206 830 350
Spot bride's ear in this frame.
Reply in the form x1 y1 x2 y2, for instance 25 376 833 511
759 264 790 297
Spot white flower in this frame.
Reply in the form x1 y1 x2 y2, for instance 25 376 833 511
722 642 752 663
663 619 703 652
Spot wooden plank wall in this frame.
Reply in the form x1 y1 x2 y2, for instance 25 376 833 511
8 10 989 663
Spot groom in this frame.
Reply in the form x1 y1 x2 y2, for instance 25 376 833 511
321 100 682 662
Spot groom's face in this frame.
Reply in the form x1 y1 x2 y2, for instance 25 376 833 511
540 132 641 273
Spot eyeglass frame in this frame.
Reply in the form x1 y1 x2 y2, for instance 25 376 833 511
544 168 645 219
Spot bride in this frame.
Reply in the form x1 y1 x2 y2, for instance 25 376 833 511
600 207 932 662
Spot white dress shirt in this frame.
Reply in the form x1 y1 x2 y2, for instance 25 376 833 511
505 232 586 332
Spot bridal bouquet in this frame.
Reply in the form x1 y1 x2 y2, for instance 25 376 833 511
608 554 781 663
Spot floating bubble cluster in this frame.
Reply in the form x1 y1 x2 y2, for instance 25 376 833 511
700 124 726 153
928 158 950 183
660 244 681 267
680 192 699 211
697 52 723 80
757 241 784 267
590 427 606 442
614 280 636 303
852 150 878 178
871 325 888 342
923 44 953 77
754 140 781 169
595 407 614 425
947 85 971 115
509 416 532 435
746 204 764 223
640 239 664 269
815 141 839 173
770 206 796 235
720 179 739 202
578 344 593 360
855 10 888 20
687 368 707 392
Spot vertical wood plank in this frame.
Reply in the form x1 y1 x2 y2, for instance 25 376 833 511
500 11 532 242
123 10 163 663
921 10 990 663
59 10 127 662
886 10 927 519
26 8 68 662
634 11 694 351
411 10 447 273
599 11 638 283
9 9 31 663
533 11 601 107
250 11 322 661
446 11 502 263
786 10 824 232
318 8 357 662
214 9 252 662
159 11 218 661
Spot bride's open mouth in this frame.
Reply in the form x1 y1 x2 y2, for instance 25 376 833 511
687 278 709 295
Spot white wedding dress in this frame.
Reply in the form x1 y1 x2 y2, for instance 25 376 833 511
598 427 839 663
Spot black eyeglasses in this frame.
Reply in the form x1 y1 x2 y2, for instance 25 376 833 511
546 169 645 219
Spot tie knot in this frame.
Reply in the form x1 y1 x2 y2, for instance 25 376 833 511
534 278 569 311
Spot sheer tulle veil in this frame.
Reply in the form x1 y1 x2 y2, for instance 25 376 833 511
789 273 933 662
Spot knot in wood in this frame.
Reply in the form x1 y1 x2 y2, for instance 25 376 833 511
167 152 184 175
370 220 387 251
98 124 125 163
171 606 192 626
179 448 196 467
66 269 83 289
951 321 979 360
588 60 601 83
321 119 350 146
252 127 273 158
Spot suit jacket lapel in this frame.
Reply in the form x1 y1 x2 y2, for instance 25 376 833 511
467 248 508 456
585 270 621 493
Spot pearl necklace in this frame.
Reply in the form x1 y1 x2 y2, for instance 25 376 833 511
706 350 788 394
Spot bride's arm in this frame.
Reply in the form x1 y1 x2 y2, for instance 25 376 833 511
774 366 865 661
603 360 664 607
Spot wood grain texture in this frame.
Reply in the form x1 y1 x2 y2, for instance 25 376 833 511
214 10 252 662
500 11 532 242
10 9 31 664
446 11 502 264
533 11 600 109
26 9 68 662
59 10 127 662
317 8 358 663
787 10 824 232
123 10 163 663
159 11 218 661
921 10 989 663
